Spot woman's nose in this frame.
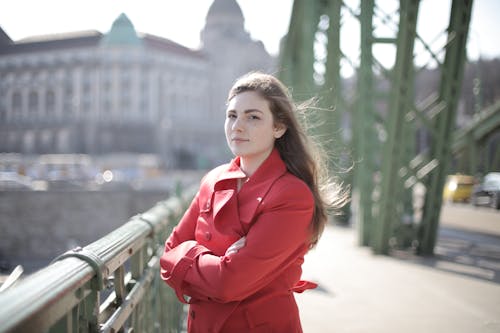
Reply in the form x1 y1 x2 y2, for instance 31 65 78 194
232 117 243 131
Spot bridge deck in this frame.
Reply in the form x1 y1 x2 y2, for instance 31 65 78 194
297 204 500 333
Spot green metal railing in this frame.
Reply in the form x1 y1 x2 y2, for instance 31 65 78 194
0 193 193 333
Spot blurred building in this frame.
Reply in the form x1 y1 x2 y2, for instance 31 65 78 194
0 0 275 168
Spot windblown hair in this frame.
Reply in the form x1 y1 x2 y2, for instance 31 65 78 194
227 72 346 247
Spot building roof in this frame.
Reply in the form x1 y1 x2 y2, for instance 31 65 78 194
0 30 102 55
206 0 244 20
201 0 248 46
0 26 13 46
141 33 205 59
100 13 142 47
0 14 203 58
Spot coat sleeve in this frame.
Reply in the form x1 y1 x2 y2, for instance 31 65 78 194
165 166 223 250
160 180 314 303
164 191 200 250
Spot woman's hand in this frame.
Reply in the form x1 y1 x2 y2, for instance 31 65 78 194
225 236 246 256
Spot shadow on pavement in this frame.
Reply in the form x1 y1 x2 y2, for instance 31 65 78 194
392 226 500 284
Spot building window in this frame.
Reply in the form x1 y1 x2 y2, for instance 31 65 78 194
23 131 36 153
64 85 74 117
140 98 149 115
102 77 111 116
46 90 55 116
121 77 130 91
57 129 70 153
82 80 92 114
120 78 130 116
41 130 52 153
121 96 130 115
12 91 22 115
103 80 111 92
83 96 92 114
28 91 39 115
141 80 149 114
103 99 111 116
0 103 6 122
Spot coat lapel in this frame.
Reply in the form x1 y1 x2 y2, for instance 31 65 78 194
212 186 244 236
237 149 287 231
213 189 235 220
210 148 288 236
209 159 245 235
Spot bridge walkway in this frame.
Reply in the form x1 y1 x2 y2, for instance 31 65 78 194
297 204 500 333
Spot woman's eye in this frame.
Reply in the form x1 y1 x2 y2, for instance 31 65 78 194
227 114 237 119
249 115 260 120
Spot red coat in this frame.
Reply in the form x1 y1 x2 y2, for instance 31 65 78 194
160 148 316 332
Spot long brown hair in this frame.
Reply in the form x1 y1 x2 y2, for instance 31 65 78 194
228 72 346 246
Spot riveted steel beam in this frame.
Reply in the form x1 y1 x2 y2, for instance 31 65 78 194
418 0 474 255
372 0 420 254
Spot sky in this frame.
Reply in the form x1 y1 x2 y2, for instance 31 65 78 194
0 0 498 62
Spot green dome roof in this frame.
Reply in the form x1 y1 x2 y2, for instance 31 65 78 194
101 13 142 46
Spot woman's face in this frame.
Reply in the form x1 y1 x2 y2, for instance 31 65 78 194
225 91 285 166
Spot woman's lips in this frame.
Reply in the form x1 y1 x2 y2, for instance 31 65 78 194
232 138 249 143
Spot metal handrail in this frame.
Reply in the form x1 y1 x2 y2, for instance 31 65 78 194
0 265 23 293
0 192 192 333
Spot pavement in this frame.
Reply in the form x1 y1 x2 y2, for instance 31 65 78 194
296 204 500 333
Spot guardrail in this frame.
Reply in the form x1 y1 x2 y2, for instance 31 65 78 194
0 192 193 333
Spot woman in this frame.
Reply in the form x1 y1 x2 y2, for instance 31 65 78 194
160 72 343 332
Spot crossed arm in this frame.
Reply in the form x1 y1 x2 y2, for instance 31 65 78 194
160 185 314 303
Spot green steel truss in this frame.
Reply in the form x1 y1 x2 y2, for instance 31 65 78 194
280 0 475 255
452 100 500 175
371 0 420 254
417 0 474 255
280 0 352 223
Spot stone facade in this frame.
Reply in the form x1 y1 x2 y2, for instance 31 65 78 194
0 0 275 168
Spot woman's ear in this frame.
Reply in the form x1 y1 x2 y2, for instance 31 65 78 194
274 123 287 139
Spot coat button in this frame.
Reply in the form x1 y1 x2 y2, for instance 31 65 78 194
190 310 196 319
204 231 212 241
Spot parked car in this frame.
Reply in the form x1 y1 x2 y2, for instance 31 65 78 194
443 174 475 203
471 172 500 209
0 172 34 190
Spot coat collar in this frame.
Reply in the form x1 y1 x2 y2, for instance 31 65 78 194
211 148 288 235
216 148 287 186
